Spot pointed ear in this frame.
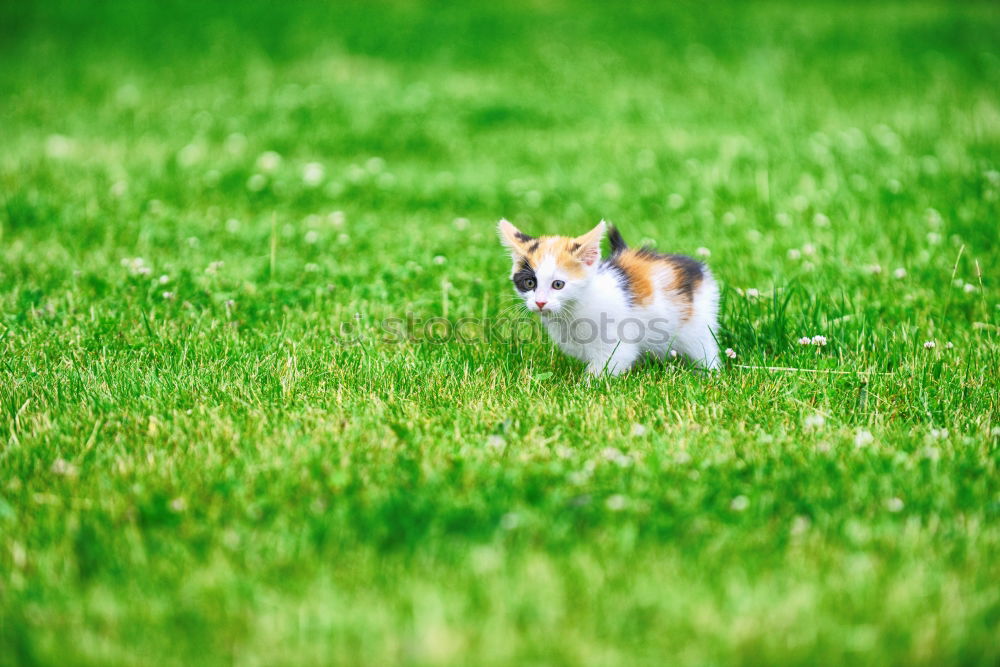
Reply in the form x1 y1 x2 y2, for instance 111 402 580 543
497 219 534 257
573 220 607 266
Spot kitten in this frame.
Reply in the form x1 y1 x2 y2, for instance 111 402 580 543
498 219 720 375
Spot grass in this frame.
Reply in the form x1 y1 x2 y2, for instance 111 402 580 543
1 0 999 664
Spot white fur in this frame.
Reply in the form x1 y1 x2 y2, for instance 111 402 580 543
506 225 720 376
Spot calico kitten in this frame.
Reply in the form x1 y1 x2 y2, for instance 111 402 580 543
498 219 720 375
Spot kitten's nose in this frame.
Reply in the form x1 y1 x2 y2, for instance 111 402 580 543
535 300 547 310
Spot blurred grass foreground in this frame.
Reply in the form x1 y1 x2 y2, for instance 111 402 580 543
1 1 999 665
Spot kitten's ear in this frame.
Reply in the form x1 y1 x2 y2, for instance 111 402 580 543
573 220 607 266
497 219 534 256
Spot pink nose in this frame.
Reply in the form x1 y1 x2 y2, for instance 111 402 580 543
535 300 547 310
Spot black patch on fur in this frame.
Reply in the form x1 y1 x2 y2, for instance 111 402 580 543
570 242 581 253
607 226 628 256
664 254 704 300
512 258 537 293
514 230 535 243
527 240 540 254
606 264 635 307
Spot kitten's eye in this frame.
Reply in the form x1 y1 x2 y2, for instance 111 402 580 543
552 280 565 290
524 278 536 290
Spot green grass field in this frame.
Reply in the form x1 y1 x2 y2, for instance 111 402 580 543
2 0 999 664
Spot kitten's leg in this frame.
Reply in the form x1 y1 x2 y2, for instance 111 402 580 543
675 327 720 370
586 342 641 376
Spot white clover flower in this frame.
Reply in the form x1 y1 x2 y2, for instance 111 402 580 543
158 274 170 285
803 413 826 429
798 336 812 345
866 264 882 275
45 134 75 159
500 512 521 530
923 340 936 349
169 497 187 512
51 458 77 477
123 257 151 276
928 427 949 441
110 180 128 198
433 255 447 265
963 283 976 293
730 495 750 511
927 232 942 245
606 494 628 511
246 174 267 192
601 447 632 467
854 429 874 448
886 497 904 513
304 230 319 244
453 217 470 230
485 435 505 450
893 267 907 279
555 445 574 459
162 291 176 301
944 341 954 349
302 162 325 186
205 261 224 275
328 211 346 227
745 288 760 299
256 151 282 172
225 218 241 233
811 335 828 346
177 143 204 167
813 213 830 227
337 233 350 245
669 349 679 359
725 348 737 359
304 263 319 273
696 247 711 257
787 248 802 261
802 243 817 256
630 423 647 437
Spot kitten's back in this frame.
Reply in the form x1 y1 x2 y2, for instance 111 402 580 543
602 227 706 314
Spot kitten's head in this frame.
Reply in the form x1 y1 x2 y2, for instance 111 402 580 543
497 219 606 316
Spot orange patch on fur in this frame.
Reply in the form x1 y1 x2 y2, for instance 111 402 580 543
518 237 588 278
613 250 656 306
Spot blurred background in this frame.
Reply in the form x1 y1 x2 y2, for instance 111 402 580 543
2 2 999 664
3 0 997 275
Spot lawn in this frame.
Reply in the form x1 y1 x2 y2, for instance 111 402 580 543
1 0 999 664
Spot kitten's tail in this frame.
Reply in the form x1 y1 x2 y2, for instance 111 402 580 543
607 225 628 256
